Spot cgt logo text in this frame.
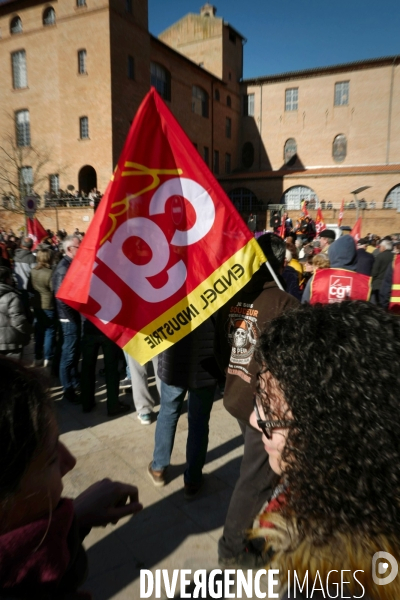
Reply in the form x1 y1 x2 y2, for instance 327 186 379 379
139 567 384 598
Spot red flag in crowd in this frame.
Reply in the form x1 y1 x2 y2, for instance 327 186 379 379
279 214 285 239
27 217 48 250
338 199 344 227
315 207 327 236
57 88 266 364
351 217 362 243
301 200 309 217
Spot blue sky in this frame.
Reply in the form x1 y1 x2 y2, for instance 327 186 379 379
149 0 400 79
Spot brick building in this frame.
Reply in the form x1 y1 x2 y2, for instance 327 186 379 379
0 0 399 231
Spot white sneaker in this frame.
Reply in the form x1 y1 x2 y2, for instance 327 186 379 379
137 413 152 425
44 359 51 368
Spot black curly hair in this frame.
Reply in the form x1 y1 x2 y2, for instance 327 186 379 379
255 301 400 546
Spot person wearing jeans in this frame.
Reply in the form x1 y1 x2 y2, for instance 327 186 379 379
30 249 56 366
52 235 81 403
148 318 220 500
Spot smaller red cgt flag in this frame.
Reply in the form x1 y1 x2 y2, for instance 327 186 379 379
27 217 48 250
315 207 326 236
338 199 344 227
350 217 362 243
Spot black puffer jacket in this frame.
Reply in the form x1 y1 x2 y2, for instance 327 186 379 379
52 256 80 322
157 317 221 389
0 284 32 351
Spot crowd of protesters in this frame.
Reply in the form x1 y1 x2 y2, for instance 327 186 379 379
0 214 400 599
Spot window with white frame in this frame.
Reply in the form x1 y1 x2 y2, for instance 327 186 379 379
79 116 89 139
11 50 27 89
192 86 208 117
43 7 55 25
76 0 86 6
49 174 59 193
20 166 33 196
15 110 30 147
150 62 171 101
10 16 22 34
285 88 298 111
243 94 254 116
78 49 87 74
334 81 349 106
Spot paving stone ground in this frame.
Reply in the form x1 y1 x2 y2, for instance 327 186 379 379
25 342 252 599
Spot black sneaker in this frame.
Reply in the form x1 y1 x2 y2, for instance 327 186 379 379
184 480 203 501
218 546 265 568
63 389 81 404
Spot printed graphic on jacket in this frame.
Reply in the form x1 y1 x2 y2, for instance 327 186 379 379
226 302 259 383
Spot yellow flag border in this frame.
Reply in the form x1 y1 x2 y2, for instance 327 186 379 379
123 238 266 364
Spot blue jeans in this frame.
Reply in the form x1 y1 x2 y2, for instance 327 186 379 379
152 381 215 484
34 309 56 361
59 320 80 395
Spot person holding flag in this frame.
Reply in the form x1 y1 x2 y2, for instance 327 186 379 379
215 233 298 567
315 207 326 236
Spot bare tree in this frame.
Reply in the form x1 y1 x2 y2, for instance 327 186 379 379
0 131 56 213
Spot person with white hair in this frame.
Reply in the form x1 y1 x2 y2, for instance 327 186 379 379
371 238 393 304
52 235 82 403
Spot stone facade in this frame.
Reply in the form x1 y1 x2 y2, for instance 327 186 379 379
0 1 399 232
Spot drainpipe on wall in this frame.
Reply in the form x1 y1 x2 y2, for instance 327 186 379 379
386 56 398 165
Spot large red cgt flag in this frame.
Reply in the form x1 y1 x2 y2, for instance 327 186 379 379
315 207 326 236
57 89 266 364
350 217 362 243
27 217 48 250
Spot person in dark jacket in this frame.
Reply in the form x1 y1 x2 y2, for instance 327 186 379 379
0 267 32 359
356 237 375 276
52 235 81 403
371 238 394 304
148 317 221 500
13 237 36 321
282 249 302 301
214 234 298 567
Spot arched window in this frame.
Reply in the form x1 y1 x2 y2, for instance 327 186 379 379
10 16 22 34
332 134 347 163
242 142 254 169
228 188 258 212
284 138 297 164
192 86 208 117
43 7 56 25
227 95 231 107
282 186 318 211
384 184 400 209
150 62 171 101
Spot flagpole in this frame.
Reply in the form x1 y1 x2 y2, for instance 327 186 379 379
265 261 284 291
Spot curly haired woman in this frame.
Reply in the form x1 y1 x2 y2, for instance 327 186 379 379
250 301 400 600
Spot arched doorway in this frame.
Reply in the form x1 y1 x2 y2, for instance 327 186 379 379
78 165 97 194
228 187 265 230
282 185 319 210
384 184 400 209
